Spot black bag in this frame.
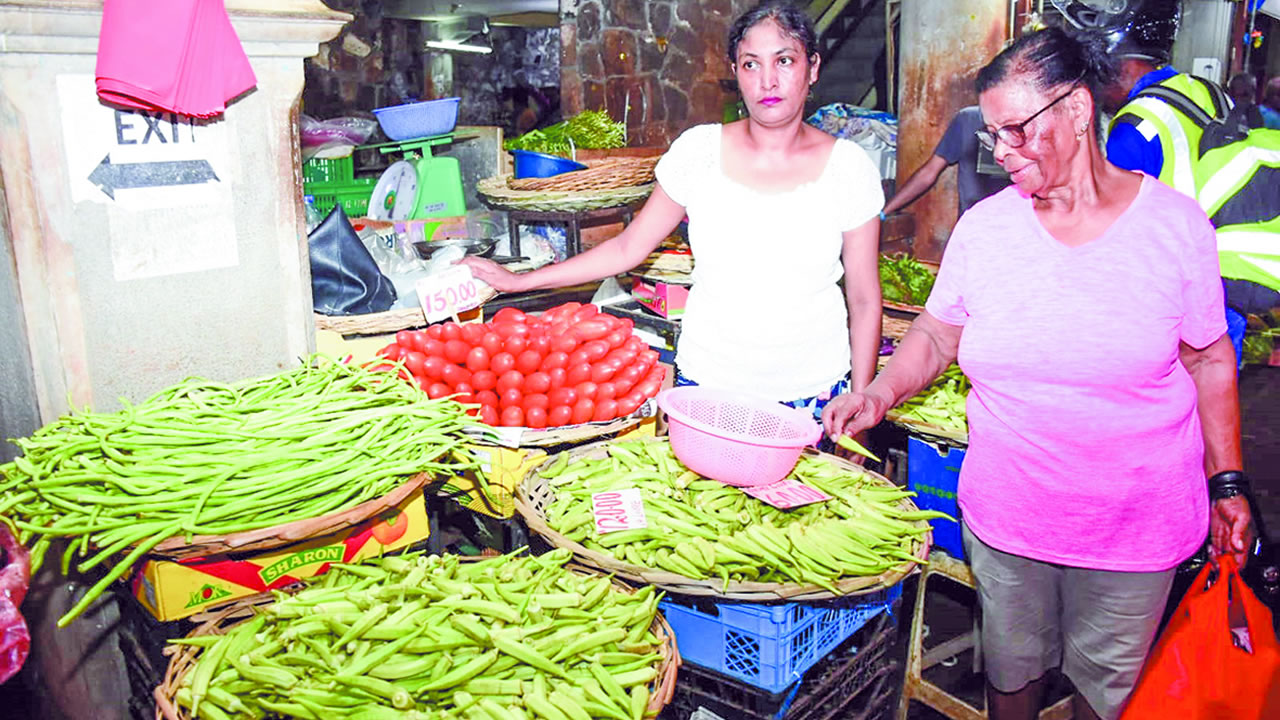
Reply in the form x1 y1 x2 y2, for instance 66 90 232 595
308 205 396 315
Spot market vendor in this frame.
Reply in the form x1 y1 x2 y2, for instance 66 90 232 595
463 0 884 424
823 27 1254 720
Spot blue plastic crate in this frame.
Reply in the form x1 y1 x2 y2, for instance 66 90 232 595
659 583 901 694
906 436 965 559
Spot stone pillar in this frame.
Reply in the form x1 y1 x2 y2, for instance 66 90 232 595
0 0 351 444
895 0 1007 261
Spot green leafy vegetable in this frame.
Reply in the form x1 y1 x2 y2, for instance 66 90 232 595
504 110 626 156
879 254 937 306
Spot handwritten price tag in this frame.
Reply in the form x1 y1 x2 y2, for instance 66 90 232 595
740 479 831 509
414 265 487 323
591 488 648 535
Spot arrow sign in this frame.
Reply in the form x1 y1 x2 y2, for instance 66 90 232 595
88 154 220 199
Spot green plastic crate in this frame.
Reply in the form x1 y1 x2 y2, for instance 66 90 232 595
307 177 376 217
302 156 355 184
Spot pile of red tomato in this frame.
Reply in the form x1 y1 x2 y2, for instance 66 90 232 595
375 302 666 428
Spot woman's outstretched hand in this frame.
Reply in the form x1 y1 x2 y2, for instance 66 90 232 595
822 390 890 442
460 256 528 293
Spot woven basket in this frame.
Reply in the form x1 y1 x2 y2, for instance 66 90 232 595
478 175 654 213
516 439 929 601
153 563 680 720
314 287 498 336
881 313 913 342
142 473 431 560
477 413 647 449
507 156 660 192
885 410 970 446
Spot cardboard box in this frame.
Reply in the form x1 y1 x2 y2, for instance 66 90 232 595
131 488 429 621
632 279 689 319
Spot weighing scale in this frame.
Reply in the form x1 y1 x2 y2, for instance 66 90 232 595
366 134 468 221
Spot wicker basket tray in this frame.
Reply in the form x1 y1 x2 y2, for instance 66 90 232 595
881 313 913 342
314 287 499 336
516 439 929 601
478 175 654 212
473 412 648 449
885 411 970 446
507 156 660 192
142 473 432 560
153 563 680 720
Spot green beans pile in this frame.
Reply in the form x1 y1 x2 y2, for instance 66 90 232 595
540 440 946 593
170 549 667 720
0 355 487 627
889 364 969 434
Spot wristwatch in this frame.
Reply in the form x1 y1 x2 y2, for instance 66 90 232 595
1208 470 1250 502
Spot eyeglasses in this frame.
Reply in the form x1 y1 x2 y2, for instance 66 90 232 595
975 84 1080 151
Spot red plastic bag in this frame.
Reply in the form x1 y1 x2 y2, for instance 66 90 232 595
0 524 29 684
1121 555 1280 720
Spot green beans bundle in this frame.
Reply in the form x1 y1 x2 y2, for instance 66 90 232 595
169 549 668 720
889 364 969 434
540 440 947 594
0 355 487 626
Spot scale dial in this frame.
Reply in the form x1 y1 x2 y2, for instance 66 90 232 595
369 160 421 220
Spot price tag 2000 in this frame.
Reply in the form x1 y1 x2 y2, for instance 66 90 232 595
414 265 487 323
740 479 831 509
591 488 648 535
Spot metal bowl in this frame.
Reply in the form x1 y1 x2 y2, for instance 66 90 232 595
412 236 496 261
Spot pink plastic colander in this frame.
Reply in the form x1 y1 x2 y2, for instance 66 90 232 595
657 386 823 487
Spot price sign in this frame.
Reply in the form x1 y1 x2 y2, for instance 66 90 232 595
414 265 487 323
591 488 648 535
741 479 831 509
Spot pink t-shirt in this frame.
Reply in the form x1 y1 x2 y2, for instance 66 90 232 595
925 176 1226 571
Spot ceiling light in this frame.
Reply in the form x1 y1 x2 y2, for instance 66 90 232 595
425 40 493 54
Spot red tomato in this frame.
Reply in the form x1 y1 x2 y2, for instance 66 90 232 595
571 304 599 323
441 322 462 341
616 395 642 416
500 406 524 427
443 339 470 364
404 351 427 377
425 324 445 340
616 317 635 332
496 370 524 394
453 382 475 396
551 334 579 354
528 335 551 355
544 302 579 323
589 362 616 384
421 338 445 357
476 390 500 407
410 330 431 352
521 393 550 412
479 405 500 426
647 366 666 382
568 349 591 367
523 371 551 395
490 352 516 375
548 387 578 407
470 370 497 391
540 351 569 371
413 374 431 392
595 381 618 401
620 390 645 409
548 405 573 427
396 330 414 348
581 340 609 362
441 363 471 387
548 320 573 339
516 350 542 375
636 379 662 399
525 406 548 429
593 399 619 422
604 328 630 349
379 343 405 361
454 392 476 405
422 355 447 380
570 319 610 342
480 332 503 357
635 355 656 377
465 346 490 372
574 381 598 400
594 313 619 332
503 335 528 355
640 349 661 365
492 307 527 324
571 398 596 425
499 387 523 410
427 382 450 399
567 362 593 385
460 323 486 345
613 366 641 394
548 367 568 390
494 323 531 339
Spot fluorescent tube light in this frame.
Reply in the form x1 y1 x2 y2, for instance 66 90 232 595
425 40 493 54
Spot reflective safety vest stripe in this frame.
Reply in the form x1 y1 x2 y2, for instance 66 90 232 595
1110 74 1220 197
1196 129 1280 292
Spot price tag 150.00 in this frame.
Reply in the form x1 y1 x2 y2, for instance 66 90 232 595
591 488 647 535
740 479 831 509
414 265 487 323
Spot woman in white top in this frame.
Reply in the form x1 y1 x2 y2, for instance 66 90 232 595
464 0 885 418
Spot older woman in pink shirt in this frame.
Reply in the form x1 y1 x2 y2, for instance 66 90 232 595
824 27 1254 720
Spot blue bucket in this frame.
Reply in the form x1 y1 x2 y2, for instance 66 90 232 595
510 150 587 179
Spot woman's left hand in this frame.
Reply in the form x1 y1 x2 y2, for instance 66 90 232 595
1209 496 1255 568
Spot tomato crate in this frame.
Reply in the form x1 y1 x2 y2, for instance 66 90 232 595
660 608 900 720
658 583 901 694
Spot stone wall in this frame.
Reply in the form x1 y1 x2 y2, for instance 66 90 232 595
560 0 755 147
302 0 425 119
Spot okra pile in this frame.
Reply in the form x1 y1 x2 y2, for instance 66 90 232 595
541 440 946 593
0 356 487 626
889 364 969 434
171 549 666 720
